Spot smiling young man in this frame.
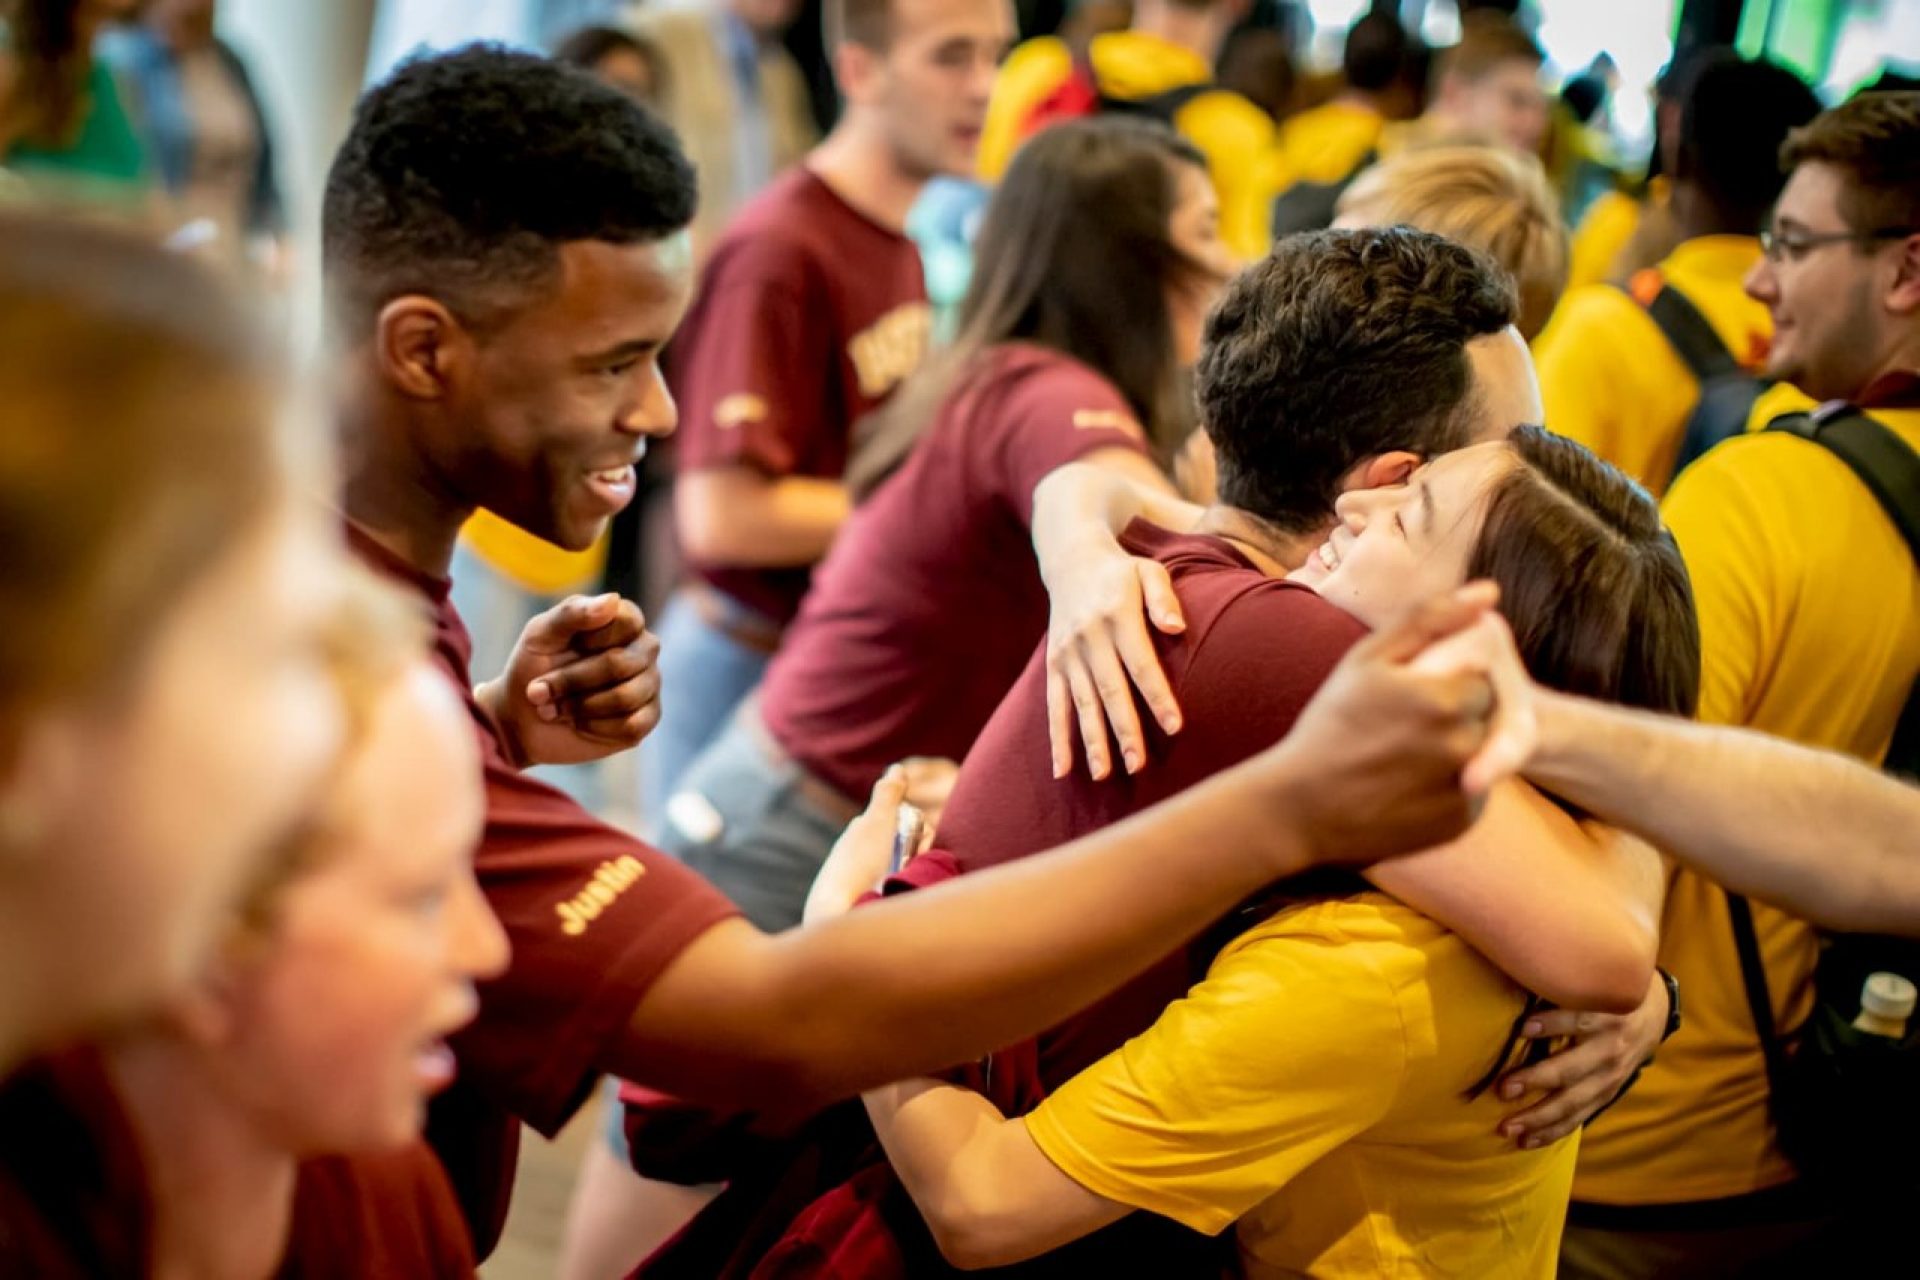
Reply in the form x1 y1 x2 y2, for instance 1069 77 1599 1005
323 46 1538 1263
1559 91 1920 1278
645 0 1013 845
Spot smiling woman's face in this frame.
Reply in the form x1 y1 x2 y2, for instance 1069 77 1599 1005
1288 441 1515 628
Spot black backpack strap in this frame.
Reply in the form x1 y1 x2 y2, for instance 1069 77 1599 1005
1641 285 1742 382
1101 79 1214 123
1727 891 1792 1094
1766 405 1920 778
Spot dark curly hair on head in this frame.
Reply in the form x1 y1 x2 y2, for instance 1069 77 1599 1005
322 43 697 338
1198 226 1516 536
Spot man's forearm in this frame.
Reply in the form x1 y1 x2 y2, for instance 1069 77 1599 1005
621 761 1304 1109
677 470 849 567
1530 691 1920 935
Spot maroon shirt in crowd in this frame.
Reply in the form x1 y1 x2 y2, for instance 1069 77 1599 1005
935 521 1369 1085
669 165 932 624
348 527 742 1256
759 344 1150 803
0 1050 473 1278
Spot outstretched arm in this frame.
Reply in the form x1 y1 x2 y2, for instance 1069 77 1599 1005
1530 690 1920 936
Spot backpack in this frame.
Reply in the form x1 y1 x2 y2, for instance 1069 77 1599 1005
1726 403 1920 1198
1018 56 1215 141
1628 275 1768 482
1269 149 1377 239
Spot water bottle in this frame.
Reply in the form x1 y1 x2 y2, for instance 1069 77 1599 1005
1852 972 1917 1039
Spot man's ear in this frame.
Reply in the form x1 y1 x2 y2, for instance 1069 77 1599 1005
374 295 467 402
1350 450 1422 492
833 41 881 107
1886 233 1920 318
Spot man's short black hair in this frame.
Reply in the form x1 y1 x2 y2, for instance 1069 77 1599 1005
1198 227 1517 535
1675 55 1822 234
322 43 696 337
1344 12 1410 94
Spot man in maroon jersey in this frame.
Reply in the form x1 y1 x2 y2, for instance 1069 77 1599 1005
322 44 1533 1263
644 0 1015 839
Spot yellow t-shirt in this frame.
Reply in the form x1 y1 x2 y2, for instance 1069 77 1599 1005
1533 235 1771 495
1574 404 1920 1207
977 31 1276 262
459 509 607 596
1273 100 1384 187
1565 190 1642 293
1025 894 1576 1278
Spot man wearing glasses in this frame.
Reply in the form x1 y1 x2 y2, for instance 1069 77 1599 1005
1534 53 1821 496
1560 90 1920 1278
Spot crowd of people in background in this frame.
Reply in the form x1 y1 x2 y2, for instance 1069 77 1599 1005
2 0 1919 1277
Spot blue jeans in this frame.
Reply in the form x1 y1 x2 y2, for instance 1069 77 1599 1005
638 590 774 841
656 713 850 933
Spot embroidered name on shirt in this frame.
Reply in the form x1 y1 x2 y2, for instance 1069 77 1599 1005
848 302 933 400
556 855 647 936
1072 408 1145 439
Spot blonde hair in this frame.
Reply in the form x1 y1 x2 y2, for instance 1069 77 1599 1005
230 565 433 930
1338 145 1569 339
0 213 295 755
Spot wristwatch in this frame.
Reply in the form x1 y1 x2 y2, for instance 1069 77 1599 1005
1656 967 1683 1044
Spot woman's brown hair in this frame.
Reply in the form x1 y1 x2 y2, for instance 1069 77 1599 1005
0 212 297 754
848 117 1215 496
1471 426 1701 718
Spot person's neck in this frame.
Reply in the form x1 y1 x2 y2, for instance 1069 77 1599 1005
1194 505 1322 577
1670 184 1748 245
1132 4 1227 64
806 126 927 234
1333 88 1386 114
1848 336 1920 404
104 1041 296 1280
337 373 473 580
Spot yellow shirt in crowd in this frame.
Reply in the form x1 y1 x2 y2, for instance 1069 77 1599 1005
1025 894 1576 1278
1564 189 1642 292
1574 397 1920 1208
1273 99 1384 186
1532 234 1770 495
978 30 1275 262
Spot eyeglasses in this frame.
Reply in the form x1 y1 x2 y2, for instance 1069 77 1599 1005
1759 224 1915 263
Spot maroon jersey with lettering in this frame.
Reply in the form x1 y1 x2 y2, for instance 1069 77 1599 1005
759 344 1150 803
935 522 1368 1085
669 165 931 623
349 526 741 1256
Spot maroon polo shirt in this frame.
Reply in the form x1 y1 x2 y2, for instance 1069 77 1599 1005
0 1050 473 1278
669 165 932 624
934 521 1369 1085
348 525 742 1256
759 344 1151 803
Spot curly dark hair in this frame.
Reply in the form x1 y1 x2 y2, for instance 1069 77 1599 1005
1198 226 1516 535
321 43 696 337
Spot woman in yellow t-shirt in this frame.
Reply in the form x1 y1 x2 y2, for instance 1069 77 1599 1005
815 429 1700 1278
